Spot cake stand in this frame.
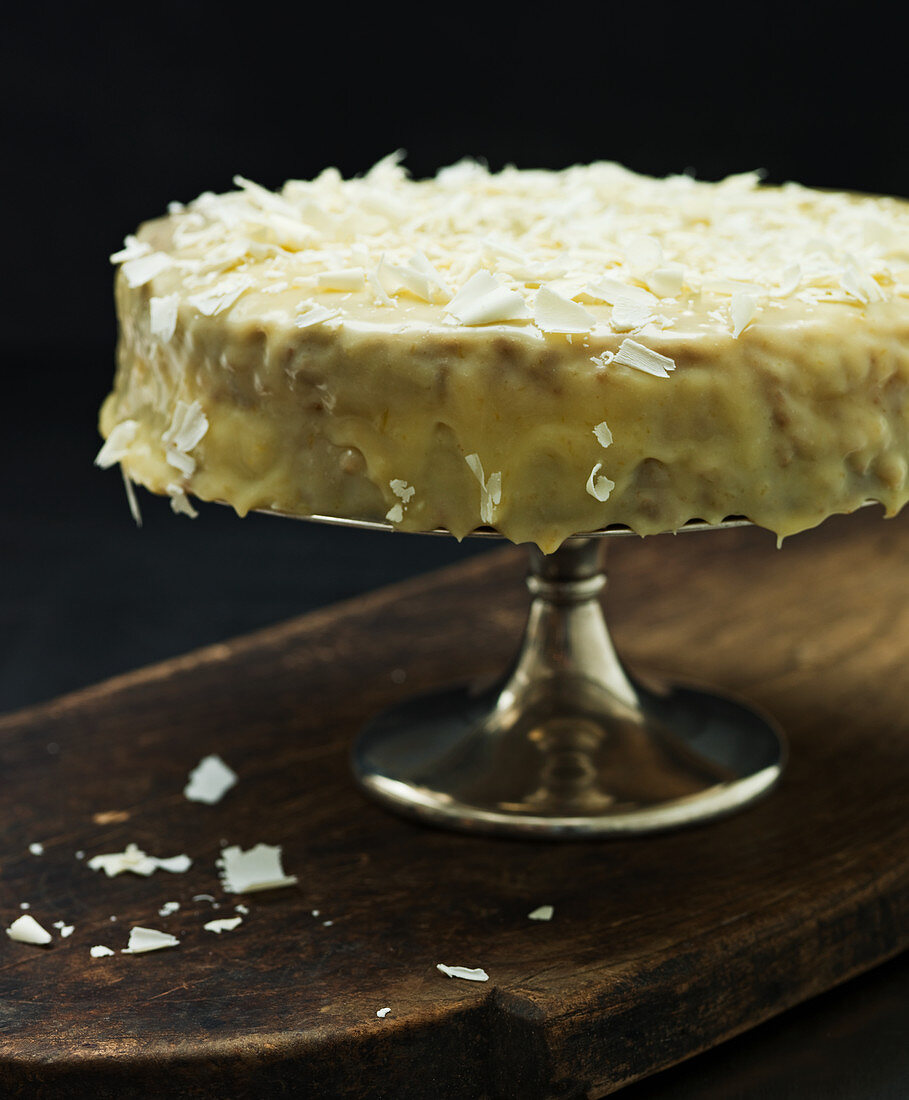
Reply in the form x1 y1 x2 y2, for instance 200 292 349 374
291 511 787 839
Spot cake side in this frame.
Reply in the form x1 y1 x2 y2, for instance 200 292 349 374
98 158 909 550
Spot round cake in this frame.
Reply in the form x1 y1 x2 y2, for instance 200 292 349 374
97 154 909 551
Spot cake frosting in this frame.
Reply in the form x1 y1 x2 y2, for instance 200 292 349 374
98 153 909 551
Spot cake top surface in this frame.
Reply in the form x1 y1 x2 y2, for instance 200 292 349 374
112 152 909 353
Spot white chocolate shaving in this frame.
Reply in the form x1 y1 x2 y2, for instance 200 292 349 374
122 927 180 954
409 251 452 300
613 339 676 378
149 294 180 341
121 467 143 527
610 296 655 332
646 265 685 297
167 484 199 518
623 234 663 275
186 283 248 316
528 905 554 921
390 479 415 502
436 964 489 982
217 843 298 894
164 400 209 454
445 271 530 326
90 945 115 958
465 454 502 525
87 843 192 878
6 915 52 946
166 448 195 477
122 251 173 288
840 263 885 304
730 292 759 338
584 279 658 308
95 420 138 468
593 422 613 448
586 463 615 502
316 268 366 292
533 286 596 333
294 303 341 328
110 235 152 264
204 917 243 933
184 754 238 804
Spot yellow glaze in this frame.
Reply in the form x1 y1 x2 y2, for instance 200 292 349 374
99 159 909 551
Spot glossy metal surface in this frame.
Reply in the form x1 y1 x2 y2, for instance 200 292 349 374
261 507 754 538
352 535 786 838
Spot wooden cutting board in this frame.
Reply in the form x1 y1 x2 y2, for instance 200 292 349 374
1 506 908 1099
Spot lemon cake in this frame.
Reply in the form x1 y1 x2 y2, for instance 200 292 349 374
97 154 909 551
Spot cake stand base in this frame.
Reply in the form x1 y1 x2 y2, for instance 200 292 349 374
352 536 786 837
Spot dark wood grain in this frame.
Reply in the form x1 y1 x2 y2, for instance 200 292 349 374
1 506 908 1099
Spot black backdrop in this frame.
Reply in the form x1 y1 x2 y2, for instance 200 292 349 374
1 6 908 1096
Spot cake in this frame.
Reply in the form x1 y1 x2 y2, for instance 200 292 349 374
97 154 909 552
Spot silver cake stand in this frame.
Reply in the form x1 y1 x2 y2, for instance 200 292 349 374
289 511 787 839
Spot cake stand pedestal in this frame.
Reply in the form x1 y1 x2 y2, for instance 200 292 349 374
347 522 785 837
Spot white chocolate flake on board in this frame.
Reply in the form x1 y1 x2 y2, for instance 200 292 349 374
184 754 238 804
436 964 490 982
217 843 298 894
204 917 243 934
6 915 52 946
87 843 192 878
528 905 555 921
122 927 180 954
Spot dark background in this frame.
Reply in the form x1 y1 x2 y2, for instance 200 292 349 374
1 4 907 1095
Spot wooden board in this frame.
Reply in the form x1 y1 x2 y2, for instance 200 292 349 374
1 507 908 1099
